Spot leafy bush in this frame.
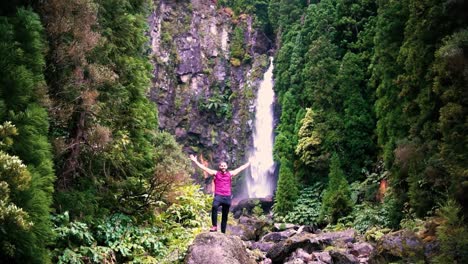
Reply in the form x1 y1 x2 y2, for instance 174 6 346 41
349 166 388 204
433 200 468 263
284 183 323 225
51 212 165 263
338 202 393 233
50 184 212 263
252 200 264 218
199 93 232 120
162 185 212 228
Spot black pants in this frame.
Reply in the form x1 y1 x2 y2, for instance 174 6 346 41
212 194 231 233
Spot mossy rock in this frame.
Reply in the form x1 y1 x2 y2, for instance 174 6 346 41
369 229 425 263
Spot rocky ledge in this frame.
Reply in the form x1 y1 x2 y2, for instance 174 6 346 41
186 215 439 264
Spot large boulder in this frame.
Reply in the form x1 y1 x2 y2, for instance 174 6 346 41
235 216 271 241
329 250 359 264
184 232 255 264
229 224 257 241
250 241 275 252
320 229 356 245
265 229 357 264
266 233 327 263
369 229 425 263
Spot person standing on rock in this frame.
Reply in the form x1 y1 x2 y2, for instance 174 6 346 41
189 154 250 233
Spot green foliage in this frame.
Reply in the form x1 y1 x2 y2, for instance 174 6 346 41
268 0 307 31
284 183 323 225
0 0 465 261
0 8 55 263
252 200 264 218
363 226 391 243
273 92 301 165
295 108 328 169
51 212 165 263
321 153 353 224
199 92 232 120
432 29 468 210
0 122 34 257
270 0 468 227
274 158 299 217
337 51 376 181
162 185 211 228
218 0 273 33
433 200 468 263
349 165 387 203
338 203 392 234
44 0 164 220
51 184 211 264
230 26 246 64
371 0 408 165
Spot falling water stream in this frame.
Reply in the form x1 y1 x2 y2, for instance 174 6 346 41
247 57 276 198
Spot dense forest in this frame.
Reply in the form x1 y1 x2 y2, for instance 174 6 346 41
0 0 467 263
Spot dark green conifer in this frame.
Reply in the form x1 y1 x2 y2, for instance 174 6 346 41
321 153 352 224
0 8 55 263
274 158 299 216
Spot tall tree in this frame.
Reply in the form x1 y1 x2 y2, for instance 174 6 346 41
337 52 376 181
321 153 352 224
274 157 299 216
41 0 101 190
432 30 468 212
0 8 55 263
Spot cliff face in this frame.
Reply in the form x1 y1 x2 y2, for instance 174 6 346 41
148 0 272 177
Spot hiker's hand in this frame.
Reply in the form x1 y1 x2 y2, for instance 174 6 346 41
189 154 197 162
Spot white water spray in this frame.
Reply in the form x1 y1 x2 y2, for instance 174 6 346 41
247 57 276 198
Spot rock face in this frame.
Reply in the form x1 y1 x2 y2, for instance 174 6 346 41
184 232 256 264
148 0 273 188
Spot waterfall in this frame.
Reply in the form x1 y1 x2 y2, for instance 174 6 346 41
247 57 276 198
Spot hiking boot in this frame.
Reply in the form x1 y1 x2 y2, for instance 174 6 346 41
209 226 217 232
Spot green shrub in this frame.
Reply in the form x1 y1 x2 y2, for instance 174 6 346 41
162 185 212 228
51 212 166 263
433 200 468 263
50 184 211 263
252 200 263 218
284 183 323 225
338 202 393 233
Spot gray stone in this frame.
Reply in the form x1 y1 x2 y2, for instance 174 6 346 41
312 252 332 264
266 233 328 264
350 242 374 257
287 248 314 263
330 250 360 264
229 223 257 241
184 232 255 264
251 241 275 252
261 229 296 243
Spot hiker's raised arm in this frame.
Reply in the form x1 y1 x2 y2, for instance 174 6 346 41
190 154 217 176
231 160 251 176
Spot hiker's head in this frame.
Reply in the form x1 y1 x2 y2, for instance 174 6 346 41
218 161 228 172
